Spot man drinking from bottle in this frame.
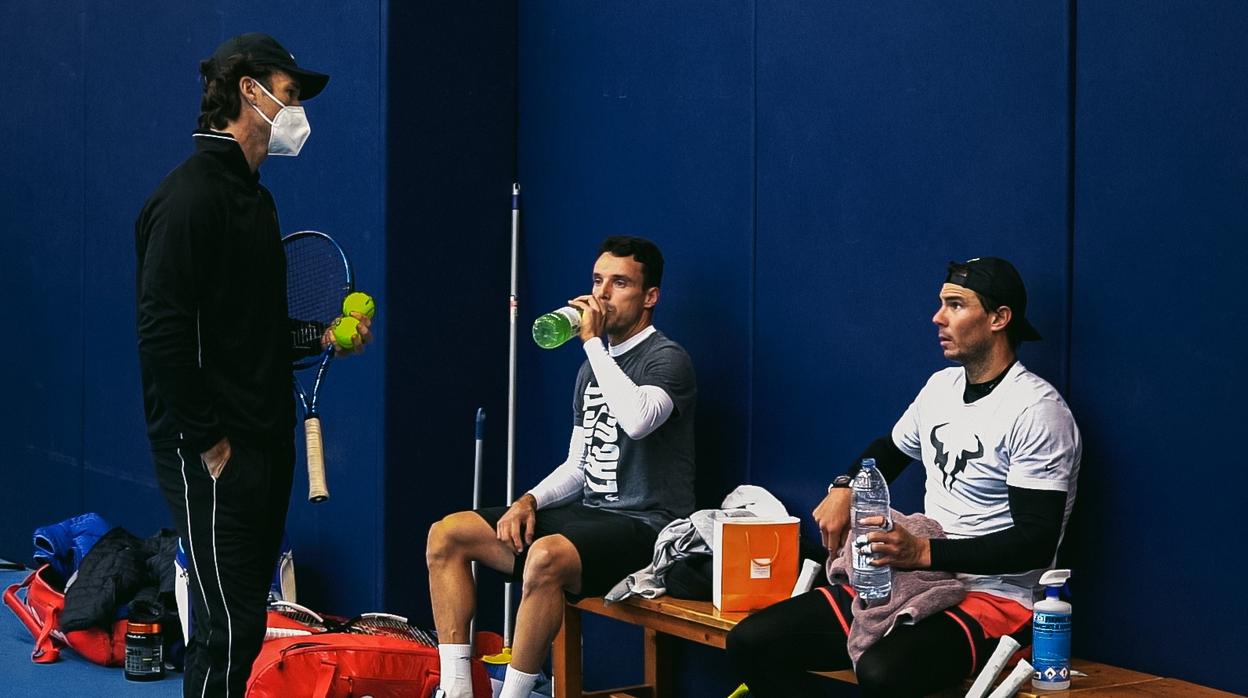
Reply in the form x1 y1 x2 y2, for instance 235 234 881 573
426 236 697 698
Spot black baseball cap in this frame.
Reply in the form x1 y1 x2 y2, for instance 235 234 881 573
209 33 329 100
944 257 1043 342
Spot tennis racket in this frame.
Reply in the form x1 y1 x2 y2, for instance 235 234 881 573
284 230 353 503
265 600 437 646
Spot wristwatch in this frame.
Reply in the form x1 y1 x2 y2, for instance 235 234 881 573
827 474 854 493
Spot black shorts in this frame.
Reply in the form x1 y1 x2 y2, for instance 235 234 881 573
474 502 659 598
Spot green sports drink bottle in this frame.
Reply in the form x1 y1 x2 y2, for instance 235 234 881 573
532 306 581 349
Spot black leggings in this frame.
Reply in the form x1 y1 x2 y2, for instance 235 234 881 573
726 587 991 697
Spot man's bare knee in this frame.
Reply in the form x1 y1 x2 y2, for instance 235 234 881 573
427 511 490 568
521 537 579 592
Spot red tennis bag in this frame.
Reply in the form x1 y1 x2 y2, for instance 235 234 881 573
3 564 126 666
247 632 493 698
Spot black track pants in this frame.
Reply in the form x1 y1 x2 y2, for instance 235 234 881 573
154 436 293 698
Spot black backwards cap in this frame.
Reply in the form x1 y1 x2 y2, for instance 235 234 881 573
209 33 329 100
944 257 1042 342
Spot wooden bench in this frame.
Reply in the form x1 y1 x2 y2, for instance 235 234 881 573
552 596 1237 698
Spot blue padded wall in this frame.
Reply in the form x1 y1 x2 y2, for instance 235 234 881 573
1070 2 1248 693
1 1 89 555
382 0 518 626
509 1 1247 693
517 1 755 690
753 0 1071 561
515 1 1071 694
5 1 1246 694
2 0 388 615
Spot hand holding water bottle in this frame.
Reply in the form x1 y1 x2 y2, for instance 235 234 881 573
851 458 894 605
532 294 610 349
566 294 607 341
857 517 931 569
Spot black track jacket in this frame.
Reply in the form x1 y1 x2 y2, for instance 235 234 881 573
135 132 294 454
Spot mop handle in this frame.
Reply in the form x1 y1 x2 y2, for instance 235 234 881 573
504 183 520 647
469 408 485 651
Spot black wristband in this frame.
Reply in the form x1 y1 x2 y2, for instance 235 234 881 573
827 474 854 492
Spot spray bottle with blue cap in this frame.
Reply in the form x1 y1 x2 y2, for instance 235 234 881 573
1032 568 1073 690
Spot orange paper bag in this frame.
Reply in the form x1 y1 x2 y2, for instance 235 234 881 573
712 516 800 612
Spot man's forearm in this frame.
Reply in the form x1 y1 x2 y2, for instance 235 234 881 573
527 426 587 509
582 338 673 439
928 487 1066 574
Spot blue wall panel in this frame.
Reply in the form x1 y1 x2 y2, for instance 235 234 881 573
4 1 1245 694
517 1 755 689
79 4 212 547
0 0 88 558
382 0 518 627
753 0 1071 544
2 0 388 615
1072 2 1248 693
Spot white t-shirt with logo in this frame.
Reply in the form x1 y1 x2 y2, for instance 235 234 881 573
891 362 1081 607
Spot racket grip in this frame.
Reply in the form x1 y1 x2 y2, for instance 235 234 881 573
306 416 329 503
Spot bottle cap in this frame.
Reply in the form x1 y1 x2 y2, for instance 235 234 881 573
1038 568 1071 587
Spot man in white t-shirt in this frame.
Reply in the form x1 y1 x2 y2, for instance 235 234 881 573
727 257 1081 697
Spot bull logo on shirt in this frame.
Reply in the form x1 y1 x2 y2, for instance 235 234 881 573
930 423 982 489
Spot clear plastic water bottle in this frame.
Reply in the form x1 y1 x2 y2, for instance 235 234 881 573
851 457 892 605
532 306 582 349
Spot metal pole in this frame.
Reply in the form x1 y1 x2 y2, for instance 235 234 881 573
504 183 520 647
469 408 485 651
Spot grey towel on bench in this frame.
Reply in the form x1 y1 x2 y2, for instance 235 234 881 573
827 510 966 665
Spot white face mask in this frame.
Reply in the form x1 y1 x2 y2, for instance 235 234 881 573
248 78 311 157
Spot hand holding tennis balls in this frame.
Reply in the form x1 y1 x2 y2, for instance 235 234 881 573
321 290 374 352
331 316 361 351
342 291 376 319
327 291 376 353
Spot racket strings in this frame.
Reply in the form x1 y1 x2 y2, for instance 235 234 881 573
285 236 351 325
269 601 327 628
337 614 434 646
265 603 436 647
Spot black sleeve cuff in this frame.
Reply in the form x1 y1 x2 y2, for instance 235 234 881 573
289 319 327 358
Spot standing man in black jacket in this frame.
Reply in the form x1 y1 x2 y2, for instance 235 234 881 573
135 33 368 697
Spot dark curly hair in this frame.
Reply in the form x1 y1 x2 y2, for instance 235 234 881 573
197 54 275 130
598 236 664 289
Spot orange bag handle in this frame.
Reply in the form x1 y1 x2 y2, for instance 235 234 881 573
744 530 781 564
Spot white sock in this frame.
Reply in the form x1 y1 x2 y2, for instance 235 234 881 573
437 643 474 698
499 665 540 698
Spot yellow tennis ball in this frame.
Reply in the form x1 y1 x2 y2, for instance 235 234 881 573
342 291 376 319
331 316 360 350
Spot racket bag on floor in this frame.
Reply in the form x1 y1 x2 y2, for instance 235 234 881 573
3 564 126 665
247 633 492 698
